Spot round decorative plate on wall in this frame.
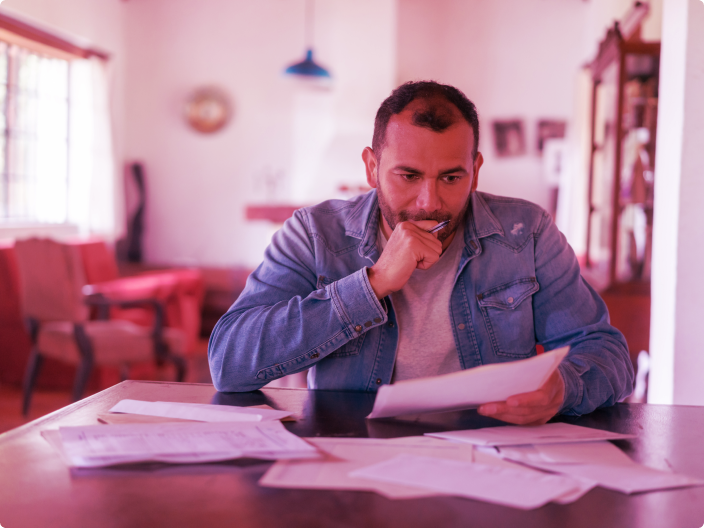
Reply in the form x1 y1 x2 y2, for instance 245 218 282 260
184 87 232 133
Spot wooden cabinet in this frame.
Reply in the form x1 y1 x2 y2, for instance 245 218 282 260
585 23 660 289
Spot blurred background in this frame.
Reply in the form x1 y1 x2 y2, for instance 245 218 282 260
0 0 702 431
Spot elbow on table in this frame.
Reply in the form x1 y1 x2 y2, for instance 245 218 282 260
209 364 267 393
208 330 267 393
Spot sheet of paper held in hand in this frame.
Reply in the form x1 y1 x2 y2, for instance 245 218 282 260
107 399 293 423
43 420 319 468
367 346 569 419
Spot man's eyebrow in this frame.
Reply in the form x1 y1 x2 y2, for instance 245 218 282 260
392 165 422 174
440 166 468 174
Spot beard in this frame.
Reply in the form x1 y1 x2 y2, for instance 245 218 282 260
376 182 471 243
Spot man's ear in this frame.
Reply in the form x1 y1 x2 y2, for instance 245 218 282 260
471 152 484 193
362 147 378 189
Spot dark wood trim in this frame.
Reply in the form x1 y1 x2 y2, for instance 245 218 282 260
0 11 109 60
585 79 599 269
609 50 627 285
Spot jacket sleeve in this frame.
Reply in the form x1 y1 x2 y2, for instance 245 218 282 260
208 209 386 392
532 212 634 415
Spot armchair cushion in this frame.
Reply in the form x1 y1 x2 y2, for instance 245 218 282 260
37 321 186 366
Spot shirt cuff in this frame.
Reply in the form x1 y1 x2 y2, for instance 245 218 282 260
329 267 388 338
557 361 584 415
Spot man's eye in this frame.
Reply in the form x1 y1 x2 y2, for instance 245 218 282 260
400 173 418 181
444 175 461 183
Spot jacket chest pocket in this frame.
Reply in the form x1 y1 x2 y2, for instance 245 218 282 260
476 277 539 358
317 275 364 358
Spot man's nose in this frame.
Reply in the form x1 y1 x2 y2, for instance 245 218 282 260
416 179 441 212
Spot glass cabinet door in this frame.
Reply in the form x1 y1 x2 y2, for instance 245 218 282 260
615 52 658 283
587 61 618 287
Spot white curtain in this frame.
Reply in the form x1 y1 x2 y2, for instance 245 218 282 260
67 57 118 238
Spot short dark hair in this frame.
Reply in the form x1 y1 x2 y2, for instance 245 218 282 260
372 81 480 160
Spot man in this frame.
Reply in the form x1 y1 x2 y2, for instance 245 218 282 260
209 81 633 425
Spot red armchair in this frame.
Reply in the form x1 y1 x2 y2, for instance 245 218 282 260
70 239 204 355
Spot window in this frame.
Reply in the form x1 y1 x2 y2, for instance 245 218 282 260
0 13 114 235
0 41 70 223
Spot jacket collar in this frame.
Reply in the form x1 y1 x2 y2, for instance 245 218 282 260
344 189 503 260
345 190 381 261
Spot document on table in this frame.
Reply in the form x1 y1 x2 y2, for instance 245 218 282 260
426 422 635 446
108 399 293 423
349 454 583 510
367 346 569 419
259 436 476 499
42 420 319 468
490 441 704 494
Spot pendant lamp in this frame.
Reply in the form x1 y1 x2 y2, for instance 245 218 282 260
284 0 331 79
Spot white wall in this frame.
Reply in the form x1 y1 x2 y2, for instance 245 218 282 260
123 0 397 268
649 0 704 406
396 0 590 211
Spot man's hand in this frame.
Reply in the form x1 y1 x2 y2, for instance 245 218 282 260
477 369 565 425
367 220 442 299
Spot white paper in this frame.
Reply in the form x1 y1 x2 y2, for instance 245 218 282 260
367 347 569 419
490 441 704 494
349 454 582 509
52 420 318 468
426 422 635 446
473 446 597 504
259 436 476 499
108 399 293 423
526 460 704 494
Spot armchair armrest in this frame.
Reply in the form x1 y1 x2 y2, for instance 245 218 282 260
82 275 179 303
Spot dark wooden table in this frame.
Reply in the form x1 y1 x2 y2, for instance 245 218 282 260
1 381 703 528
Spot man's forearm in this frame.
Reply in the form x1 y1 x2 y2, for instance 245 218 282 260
208 267 387 392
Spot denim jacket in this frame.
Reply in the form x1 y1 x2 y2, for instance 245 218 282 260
209 190 634 416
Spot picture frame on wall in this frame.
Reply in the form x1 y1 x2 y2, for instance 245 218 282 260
492 120 526 157
536 119 567 153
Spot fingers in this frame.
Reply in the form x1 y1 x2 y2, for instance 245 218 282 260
478 401 558 425
367 221 444 298
406 219 444 234
478 383 562 425
506 389 551 408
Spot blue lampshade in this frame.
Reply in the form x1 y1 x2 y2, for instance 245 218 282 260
284 49 331 78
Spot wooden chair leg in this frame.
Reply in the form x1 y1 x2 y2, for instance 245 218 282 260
22 349 44 416
171 355 186 383
72 355 94 402
72 324 95 402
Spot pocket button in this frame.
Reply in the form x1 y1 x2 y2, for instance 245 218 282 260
354 325 362 332
458 323 465 330
507 297 514 304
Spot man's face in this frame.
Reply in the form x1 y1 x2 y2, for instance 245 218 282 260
363 105 483 243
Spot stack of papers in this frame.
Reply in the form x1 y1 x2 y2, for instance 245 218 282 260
349 454 583 509
260 436 476 499
427 423 704 495
260 423 704 508
260 435 592 507
105 399 293 423
42 420 319 468
426 422 636 445
367 347 569 419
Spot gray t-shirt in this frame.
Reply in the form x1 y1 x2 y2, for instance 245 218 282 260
378 224 464 382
